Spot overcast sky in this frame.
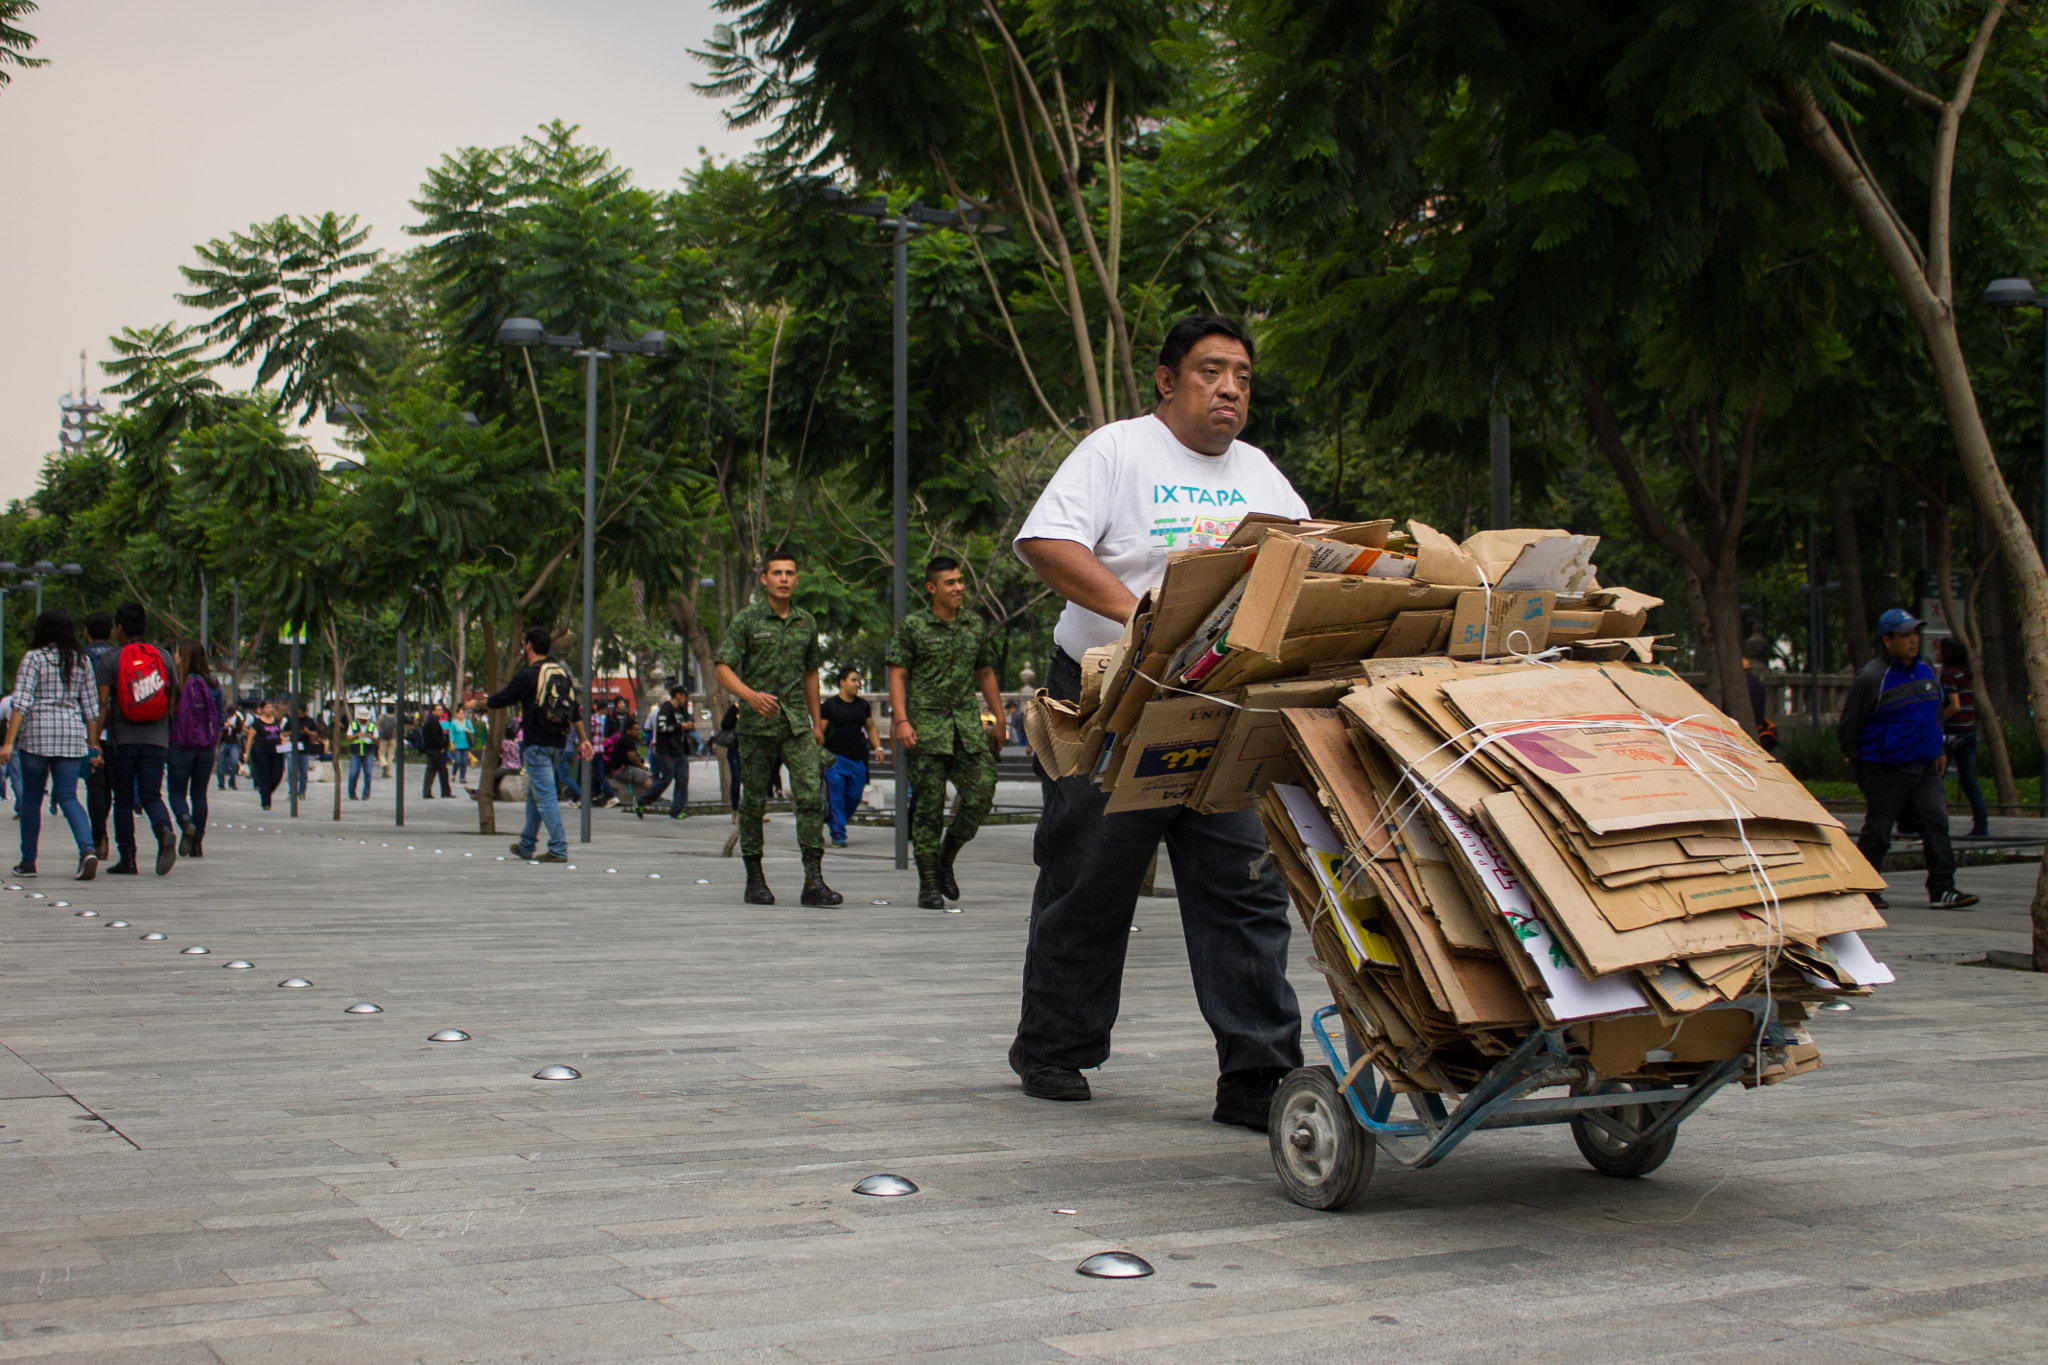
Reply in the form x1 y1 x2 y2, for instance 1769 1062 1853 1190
0 0 758 502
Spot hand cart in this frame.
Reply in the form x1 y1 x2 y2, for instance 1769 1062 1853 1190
1269 999 1789 1210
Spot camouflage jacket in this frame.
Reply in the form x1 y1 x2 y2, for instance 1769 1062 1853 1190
885 606 995 756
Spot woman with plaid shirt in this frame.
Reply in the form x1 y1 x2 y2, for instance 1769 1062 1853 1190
0 610 101 880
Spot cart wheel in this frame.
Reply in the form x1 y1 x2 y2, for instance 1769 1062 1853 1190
1269 1067 1373 1210
1570 1081 1676 1178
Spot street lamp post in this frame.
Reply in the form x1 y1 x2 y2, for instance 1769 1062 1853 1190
1982 278 2048 817
497 319 669 843
798 183 1002 869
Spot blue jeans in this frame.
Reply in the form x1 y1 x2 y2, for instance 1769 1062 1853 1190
519 744 569 858
108 743 171 854
348 753 374 798
217 742 240 788
1947 729 1988 832
452 748 470 784
823 753 866 840
18 752 89 867
165 746 213 830
643 752 689 810
290 750 310 796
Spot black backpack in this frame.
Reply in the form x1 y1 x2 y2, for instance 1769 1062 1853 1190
535 661 577 728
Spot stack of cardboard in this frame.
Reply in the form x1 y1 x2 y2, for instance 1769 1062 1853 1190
1024 517 1894 1093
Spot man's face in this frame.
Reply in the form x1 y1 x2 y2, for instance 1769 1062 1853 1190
928 569 966 613
761 559 798 602
1156 335 1253 450
1883 629 1921 662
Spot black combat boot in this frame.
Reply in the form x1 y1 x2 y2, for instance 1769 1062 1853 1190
937 833 964 900
799 849 843 907
743 855 775 905
916 862 947 909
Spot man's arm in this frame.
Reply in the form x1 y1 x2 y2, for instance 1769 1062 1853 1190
715 662 780 717
1017 538 1139 625
484 668 532 712
93 684 112 751
804 670 824 743
1837 666 1879 759
888 664 916 751
976 666 1004 726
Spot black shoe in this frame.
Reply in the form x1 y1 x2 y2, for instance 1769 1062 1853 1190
916 862 947 910
107 855 139 875
534 852 568 864
1213 1066 1291 1132
189 828 203 858
799 849 842 907
1868 892 1889 910
1008 1039 1090 1101
743 855 775 905
10 862 32 877
75 852 96 881
937 834 963 900
177 821 195 858
152 824 177 876
1931 890 1980 910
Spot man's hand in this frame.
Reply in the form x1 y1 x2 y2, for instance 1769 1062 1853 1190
744 686 781 718
893 717 918 751
1936 753 1948 778
813 720 828 747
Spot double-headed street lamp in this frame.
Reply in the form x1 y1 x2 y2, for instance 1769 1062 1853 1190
495 319 669 844
797 183 1003 869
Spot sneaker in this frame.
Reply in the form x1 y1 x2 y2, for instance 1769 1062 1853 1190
830 837 847 849
1213 1066 1291 1132
10 862 32 877
75 852 97 881
1930 890 1980 910
1008 1039 1090 1102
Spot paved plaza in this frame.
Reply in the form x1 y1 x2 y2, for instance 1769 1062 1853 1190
1 775 2046 1363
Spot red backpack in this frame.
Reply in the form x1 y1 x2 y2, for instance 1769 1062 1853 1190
115 643 173 723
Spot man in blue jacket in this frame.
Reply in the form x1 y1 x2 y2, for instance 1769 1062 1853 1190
1837 609 1978 910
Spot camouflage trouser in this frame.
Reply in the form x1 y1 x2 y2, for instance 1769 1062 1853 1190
737 729 824 857
909 741 997 866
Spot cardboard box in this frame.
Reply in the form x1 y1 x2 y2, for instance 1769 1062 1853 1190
1407 520 1484 587
1101 693 1238 813
1189 674 1366 813
1447 589 1555 659
1022 692 1098 780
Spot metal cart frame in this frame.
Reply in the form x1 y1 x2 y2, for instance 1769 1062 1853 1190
1269 1000 1789 1209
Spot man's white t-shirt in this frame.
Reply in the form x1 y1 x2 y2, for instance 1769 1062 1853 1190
1016 413 1310 657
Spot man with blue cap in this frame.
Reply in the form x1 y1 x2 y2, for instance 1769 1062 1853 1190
1838 608 1977 909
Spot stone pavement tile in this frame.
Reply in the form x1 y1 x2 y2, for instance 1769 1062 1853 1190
0 1308 358 1361
204 1298 692 1365
1827 1304 2048 1364
0 1346 223 1365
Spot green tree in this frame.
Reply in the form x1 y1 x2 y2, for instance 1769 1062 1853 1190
0 0 45 88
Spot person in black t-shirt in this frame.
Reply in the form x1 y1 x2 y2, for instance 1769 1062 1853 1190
639 682 696 818
818 666 881 848
247 700 286 811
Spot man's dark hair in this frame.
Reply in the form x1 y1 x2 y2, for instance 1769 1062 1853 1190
925 555 960 583
113 601 146 639
668 679 689 696
524 625 552 656
837 664 861 683
762 549 797 573
1155 313 1256 401
1938 636 1970 668
84 610 112 641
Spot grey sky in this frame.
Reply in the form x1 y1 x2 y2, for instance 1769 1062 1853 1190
0 0 758 501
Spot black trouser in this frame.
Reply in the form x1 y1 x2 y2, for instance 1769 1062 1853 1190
1016 648 1303 1078
86 756 109 850
251 748 284 807
1856 759 1955 898
422 751 452 797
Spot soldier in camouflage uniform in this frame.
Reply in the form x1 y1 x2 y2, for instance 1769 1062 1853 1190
886 556 1007 908
713 551 842 907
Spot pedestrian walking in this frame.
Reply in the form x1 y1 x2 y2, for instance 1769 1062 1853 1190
247 700 285 809
1839 608 1979 910
480 627 593 863
164 641 220 859
887 559 1005 906
638 681 696 818
216 704 243 790
419 705 452 798
713 551 841 907
91 601 180 877
0 610 101 880
819 667 881 848
287 703 325 799
1008 313 1308 1128
449 707 473 787
344 705 377 800
82 611 113 859
376 705 396 776
1937 637 1991 839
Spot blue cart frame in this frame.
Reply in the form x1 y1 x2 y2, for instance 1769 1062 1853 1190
1270 999 1789 1207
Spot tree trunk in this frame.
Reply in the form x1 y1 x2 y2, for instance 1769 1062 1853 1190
325 621 344 822
1703 567 1755 734
1830 480 1872 668
1934 513 2020 808
474 614 502 837
1680 562 1718 699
